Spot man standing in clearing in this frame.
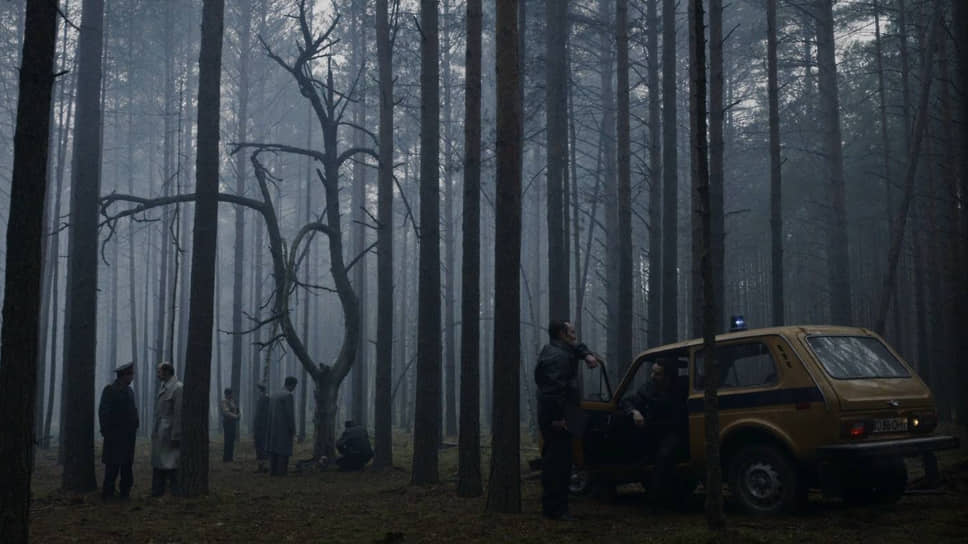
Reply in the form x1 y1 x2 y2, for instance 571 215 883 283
534 320 600 521
151 362 182 496
98 361 139 500
253 382 269 473
266 376 297 476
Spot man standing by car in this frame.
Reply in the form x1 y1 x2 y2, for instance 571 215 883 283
621 358 684 502
534 320 600 521
98 362 139 500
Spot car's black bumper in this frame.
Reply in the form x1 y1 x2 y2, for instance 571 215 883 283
817 435 960 459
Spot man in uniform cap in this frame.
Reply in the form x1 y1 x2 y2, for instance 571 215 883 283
98 361 139 500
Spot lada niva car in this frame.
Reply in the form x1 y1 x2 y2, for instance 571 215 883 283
571 325 960 514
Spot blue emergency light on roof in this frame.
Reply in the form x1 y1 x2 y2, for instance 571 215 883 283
730 315 747 332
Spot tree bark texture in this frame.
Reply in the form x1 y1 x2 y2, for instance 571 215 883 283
767 0 783 325
707 0 724 333
615 0 633 375
814 0 852 325
486 0 522 514
0 1 57 539
178 0 225 497
413 0 442 485
689 0 725 527
62 0 105 493
546 0 568 321
374 0 394 469
646 0 662 347
457 0 483 498
661 0 679 343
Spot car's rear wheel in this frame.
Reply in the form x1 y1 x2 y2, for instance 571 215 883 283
841 455 907 506
728 444 800 515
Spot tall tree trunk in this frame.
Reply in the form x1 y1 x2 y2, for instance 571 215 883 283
873 2 942 336
351 0 368 430
178 0 225 497
374 0 394 467
953 0 968 434
661 0 678 343
443 0 457 439
457 0 482 497
231 0 252 443
599 0 619 369
0 1 58 539
486 0 521 514
413 0 442 485
646 0 662 347
707 0 724 332
61 0 105 493
767 0 783 325
814 0 852 325
615 0 633 374
689 0 724 527
546 0 569 320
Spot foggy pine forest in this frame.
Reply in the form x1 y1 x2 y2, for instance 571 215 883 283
1 0 966 542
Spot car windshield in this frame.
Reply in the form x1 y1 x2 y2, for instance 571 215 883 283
806 335 910 379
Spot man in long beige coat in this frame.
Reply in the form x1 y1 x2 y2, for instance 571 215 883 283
151 362 182 496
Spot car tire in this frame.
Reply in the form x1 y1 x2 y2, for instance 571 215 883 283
728 443 800 515
842 456 907 506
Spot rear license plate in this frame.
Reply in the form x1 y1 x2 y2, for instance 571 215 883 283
873 417 908 433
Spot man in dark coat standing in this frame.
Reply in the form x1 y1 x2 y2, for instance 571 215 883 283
534 320 600 521
220 388 240 462
266 376 297 476
335 420 374 471
98 361 139 500
253 382 269 473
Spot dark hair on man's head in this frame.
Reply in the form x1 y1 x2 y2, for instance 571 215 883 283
158 362 174 377
548 320 570 341
224 388 232 396
284 376 298 388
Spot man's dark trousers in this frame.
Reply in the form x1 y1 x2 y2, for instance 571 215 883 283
103 462 133 498
151 469 177 496
541 426 572 518
223 419 237 462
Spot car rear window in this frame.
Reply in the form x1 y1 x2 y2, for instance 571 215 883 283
806 335 910 379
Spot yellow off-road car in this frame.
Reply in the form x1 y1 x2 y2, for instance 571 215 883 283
571 325 960 514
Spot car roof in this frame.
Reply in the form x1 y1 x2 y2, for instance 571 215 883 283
632 324 876 360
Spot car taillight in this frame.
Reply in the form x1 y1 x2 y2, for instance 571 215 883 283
842 420 869 439
910 413 937 433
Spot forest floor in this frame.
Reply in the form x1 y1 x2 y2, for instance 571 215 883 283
30 426 968 544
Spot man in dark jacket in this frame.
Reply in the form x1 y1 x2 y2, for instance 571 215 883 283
253 383 269 473
620 358 684 501
221 388 240 462
335 420 374 471
534 320 600 521
266 376 297 476
98 361 139 500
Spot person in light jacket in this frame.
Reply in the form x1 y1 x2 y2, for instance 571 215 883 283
151 362 182 496
266 376 297 476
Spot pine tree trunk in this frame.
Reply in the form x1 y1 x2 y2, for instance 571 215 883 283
0 1 58 539
767 0 783 325
814 0 852 325
708 0 724 332
689 0 725 527
413 0 442 485
646 0 662 347
178 0 225 497
61 0 105 493
546 0 569 320
443 0 458 439
486 0 522 514
661 0 679 343
374 0 395 468
615 0 633 374
351 0 369 431
457 0 483 497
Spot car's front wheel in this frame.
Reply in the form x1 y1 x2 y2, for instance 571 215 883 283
728 444 800 515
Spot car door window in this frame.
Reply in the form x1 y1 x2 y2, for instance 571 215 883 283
694 342 778 389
